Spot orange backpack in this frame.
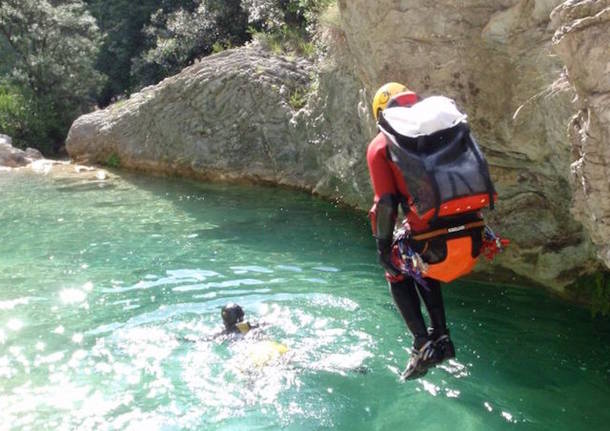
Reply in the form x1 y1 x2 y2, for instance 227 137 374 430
378 100 499 283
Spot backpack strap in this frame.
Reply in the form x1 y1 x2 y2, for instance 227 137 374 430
465 130 495 210
418 135 442 223
411 220 486 241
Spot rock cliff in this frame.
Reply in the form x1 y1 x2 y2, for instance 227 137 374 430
66 1 610 294
552 0 610 269
337 0 604 289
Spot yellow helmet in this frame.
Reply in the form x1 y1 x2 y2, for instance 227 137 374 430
372 82 414 121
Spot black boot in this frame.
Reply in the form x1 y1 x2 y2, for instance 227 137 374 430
401 340 438 380
428 329 455 364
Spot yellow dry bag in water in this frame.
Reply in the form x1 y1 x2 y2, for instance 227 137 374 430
247 341 289 368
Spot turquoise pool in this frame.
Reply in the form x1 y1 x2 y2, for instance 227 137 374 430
1 169 609 430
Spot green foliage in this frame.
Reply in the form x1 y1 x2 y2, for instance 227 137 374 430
568 271 610 317
105 152 121 168
131 0 249 88
299 40 316 57
132 0 335 88
212 41 229 54
251 24 315 57
84 1 205 105
0 85 61 154
0 0 103 154
0 85 25 139
245 0 334 57
591 273 610 317
251 29 282 55
244 0 335 32
289 88 307 110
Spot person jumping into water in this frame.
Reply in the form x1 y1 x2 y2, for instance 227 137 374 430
367 82 502 379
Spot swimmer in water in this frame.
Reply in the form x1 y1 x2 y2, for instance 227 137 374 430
179 303 262 343
219 303 287 368
220 303 259 335
180 303 369 373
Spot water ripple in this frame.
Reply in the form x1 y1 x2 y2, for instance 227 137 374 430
172 278 265 292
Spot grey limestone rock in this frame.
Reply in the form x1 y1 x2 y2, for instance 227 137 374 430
67 42 372 210
552 0 610 268
1 135 32 167
24 148 43 160
0 134 12 147
68 45 315 185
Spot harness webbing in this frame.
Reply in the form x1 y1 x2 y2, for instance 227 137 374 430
411 220 486 241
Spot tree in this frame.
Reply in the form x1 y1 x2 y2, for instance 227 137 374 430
131 0 332 88
0 0 103 153
84 0 197 106
242 0 334 33
131 0 249 88
87 0 332 104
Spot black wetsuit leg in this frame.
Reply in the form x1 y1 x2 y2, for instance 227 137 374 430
389 278 429 348
415 278 448 338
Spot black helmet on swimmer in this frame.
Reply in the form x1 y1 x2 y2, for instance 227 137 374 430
221 303 245 329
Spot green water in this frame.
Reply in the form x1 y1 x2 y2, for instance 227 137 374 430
1 170 609 431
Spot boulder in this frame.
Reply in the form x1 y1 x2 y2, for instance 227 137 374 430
25 148 43 160
0 134 12 146
1 135 28 167
68 45 316 186
1 134 45 168
67 42 373 206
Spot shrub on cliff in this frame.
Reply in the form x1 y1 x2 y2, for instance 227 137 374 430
0 0 104 154
237 0 336 56
0 85 48 152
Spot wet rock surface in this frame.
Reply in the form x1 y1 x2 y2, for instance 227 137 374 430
1 133 110 181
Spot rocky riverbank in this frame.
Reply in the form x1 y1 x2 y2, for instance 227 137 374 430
65 1 610 296
0 134 43 168
1 134 112 181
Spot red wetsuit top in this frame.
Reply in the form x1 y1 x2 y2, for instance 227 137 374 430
366 132 430 234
